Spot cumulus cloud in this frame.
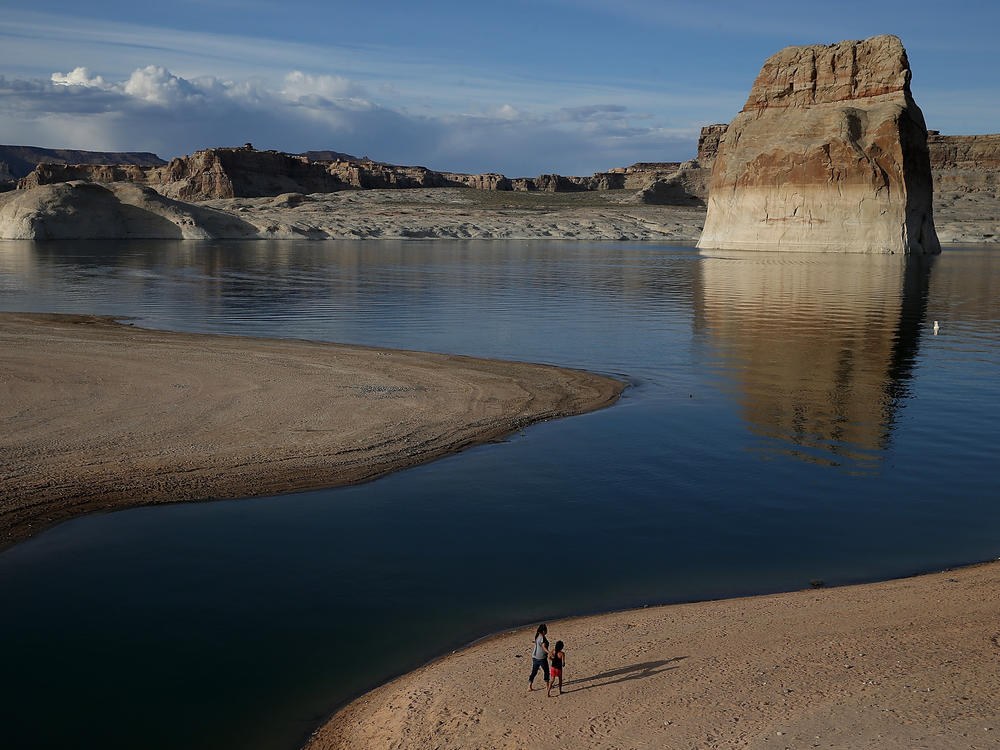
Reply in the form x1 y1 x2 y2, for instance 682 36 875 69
51 67 108 88
0 65 700 174
122 66 206 105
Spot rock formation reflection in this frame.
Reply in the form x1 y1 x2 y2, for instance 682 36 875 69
694 251 935 467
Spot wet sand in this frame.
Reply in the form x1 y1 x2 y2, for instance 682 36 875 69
308 561 1000 749
0 312 623 548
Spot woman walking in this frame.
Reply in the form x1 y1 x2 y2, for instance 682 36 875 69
528 624 550 691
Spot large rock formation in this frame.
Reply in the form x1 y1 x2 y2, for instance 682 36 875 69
698 35 940 253
0 181 255 239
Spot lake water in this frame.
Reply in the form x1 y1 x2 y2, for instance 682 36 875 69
1 240 999 750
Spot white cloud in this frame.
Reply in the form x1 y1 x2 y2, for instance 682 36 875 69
122 66 205 105
0 8 747 117
488 104 521 121
281 71 366 101
51 67 108 88
0 65 703 175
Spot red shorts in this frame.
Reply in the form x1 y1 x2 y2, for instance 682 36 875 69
551 668 562 677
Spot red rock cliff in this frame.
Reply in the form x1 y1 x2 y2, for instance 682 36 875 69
699 35 939 254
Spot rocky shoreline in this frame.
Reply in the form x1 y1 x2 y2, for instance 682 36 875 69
0 182 708 241
0 180 994 243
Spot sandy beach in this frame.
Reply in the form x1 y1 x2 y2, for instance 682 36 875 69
308 561 1000 749
0 312 623 548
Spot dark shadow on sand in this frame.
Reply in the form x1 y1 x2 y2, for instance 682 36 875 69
561 657 687 693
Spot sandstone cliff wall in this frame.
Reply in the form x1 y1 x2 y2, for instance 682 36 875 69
696 125 727 165
18 148 357 200
928 132 1000 170
927 131 1000 193
699 35 940 254
16 147 528 199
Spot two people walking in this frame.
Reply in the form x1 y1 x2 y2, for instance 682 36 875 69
527 623 566 697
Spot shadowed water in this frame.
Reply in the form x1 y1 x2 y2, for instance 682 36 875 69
1 240 998 750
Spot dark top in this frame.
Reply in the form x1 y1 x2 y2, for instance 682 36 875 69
551 652 563 669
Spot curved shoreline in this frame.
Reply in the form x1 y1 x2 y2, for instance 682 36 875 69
307 559 1000 749
0 312 624 549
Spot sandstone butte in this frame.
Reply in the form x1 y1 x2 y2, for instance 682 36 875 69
698 34 940 254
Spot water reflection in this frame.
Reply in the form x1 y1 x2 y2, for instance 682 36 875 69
0 239 700 370
3 240 1000 750
694 251 935 467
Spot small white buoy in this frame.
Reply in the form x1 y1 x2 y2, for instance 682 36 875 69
933 320 940 335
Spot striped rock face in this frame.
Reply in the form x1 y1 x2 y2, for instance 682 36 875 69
698 35 940 254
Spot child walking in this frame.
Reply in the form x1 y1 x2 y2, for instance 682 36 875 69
547 640 566 696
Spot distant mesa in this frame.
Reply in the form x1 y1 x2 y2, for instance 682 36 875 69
0 145 166 191
10 131 731 204
698 34 940 254
299 149 364 163
927 131 1000 193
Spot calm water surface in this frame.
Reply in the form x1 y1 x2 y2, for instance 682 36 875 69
1 240 999 750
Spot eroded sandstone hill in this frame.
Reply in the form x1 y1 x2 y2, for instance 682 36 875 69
16 134 727 203
698 34 940 253
16 148 459 198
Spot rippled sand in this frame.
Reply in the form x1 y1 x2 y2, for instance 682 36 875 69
0 312 623 548
309 561 1000 750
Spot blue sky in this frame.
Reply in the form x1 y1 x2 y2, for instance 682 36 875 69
1 0 997 175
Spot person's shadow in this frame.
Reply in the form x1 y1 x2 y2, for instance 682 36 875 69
561 657 687 693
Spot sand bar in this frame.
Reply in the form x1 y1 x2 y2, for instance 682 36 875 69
309 561 1000 749
0 312 623 548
